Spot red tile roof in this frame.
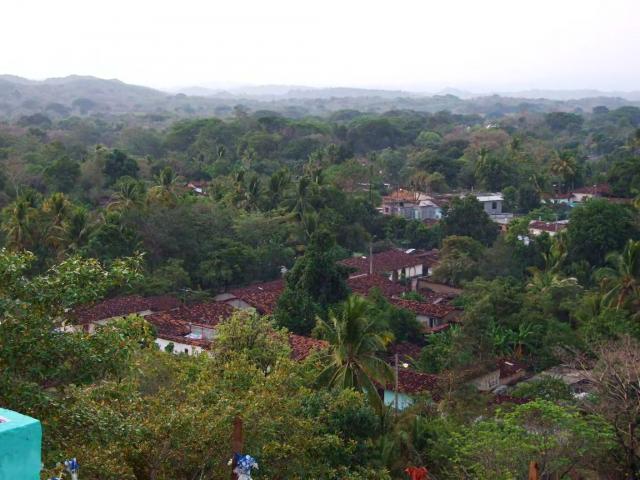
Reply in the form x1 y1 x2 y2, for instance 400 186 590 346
572 183 611 196
348 274 407 299
228 279 284 314
425 324 451 334
528 220 568 233
74 295 181 324
389 298 458 319
542 192 573 200
389 369 440 395
146 314 211 348
382 189 423 204
146 302 235 328
388 342 423 363
340 249 425 276
413 249 440 266
288 334 328 361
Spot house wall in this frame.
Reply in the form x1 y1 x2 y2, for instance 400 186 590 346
383 390 414 410
0 408 42 480
417 314 442 329
155 337 205 355
417 280 462 296
572 193 593 202
225 299 255 310
482 200 503 215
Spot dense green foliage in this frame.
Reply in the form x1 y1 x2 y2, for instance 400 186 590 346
1 100 639 479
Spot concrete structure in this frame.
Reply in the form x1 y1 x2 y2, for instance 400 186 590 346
528 219 569 237
381 190 443 221
474 193 504 215
0 409 42 480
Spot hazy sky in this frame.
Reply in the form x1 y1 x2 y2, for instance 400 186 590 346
2 0 639 92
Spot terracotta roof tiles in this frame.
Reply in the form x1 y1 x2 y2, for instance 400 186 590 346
288 334 328 361
74 295 181 324
340 249 426 276
228 279 284 314
347 274 407 299
389 298 458 319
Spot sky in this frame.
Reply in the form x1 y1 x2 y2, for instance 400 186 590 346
2 0 639 93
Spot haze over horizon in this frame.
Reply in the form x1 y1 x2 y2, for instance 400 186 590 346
2 0 639 93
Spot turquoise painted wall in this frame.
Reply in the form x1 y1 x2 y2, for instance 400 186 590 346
0 409 42 480
383 390 414 410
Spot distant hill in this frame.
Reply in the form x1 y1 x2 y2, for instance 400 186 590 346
498 89 640 102
173 84 417 99
0 74 638 121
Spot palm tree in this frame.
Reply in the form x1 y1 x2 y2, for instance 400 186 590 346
242 173 262 212
42 193 72 253
268 168 291 209
1 199 35 251
596 239 640 319
108 180 145 212
316 295 394 411
289 176 314 221
550 151 577 191
63 207 92 254
149 167 182 205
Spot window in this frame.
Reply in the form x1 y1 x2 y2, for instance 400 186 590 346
492 201 497 210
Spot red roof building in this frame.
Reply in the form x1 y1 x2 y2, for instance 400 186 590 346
146 302 235 329
389 298 459 328
340 249 426 280
394 369 440 396
528 219 568 236
74 295 181 324
347 273 408 299
227 279 285 314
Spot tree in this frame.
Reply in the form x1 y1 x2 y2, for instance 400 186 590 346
545 112 584 133
367 289 423 343
149 166 182 206
274 230 350 334
1 199 36 251
44 155 81 193
103 149 139 186
442 196 499 246
596 239 640 320
316 295 394 411
608 154 640 198
584 337 640 479
0 251 144 396
107 177 146 212
415 130 442 149
213 310 290 374
566 199 638 267
550 151 578 190
432 236 485 287
452 400 614 479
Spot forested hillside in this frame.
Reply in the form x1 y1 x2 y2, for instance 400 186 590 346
1 75 639 121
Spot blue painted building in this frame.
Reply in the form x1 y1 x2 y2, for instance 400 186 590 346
0 409 42 479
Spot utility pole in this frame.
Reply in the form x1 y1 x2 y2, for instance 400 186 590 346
230 416 244 480
369 240 374 276
394 353 399 414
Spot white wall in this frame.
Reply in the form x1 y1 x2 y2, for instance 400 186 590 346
155 337 204 355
